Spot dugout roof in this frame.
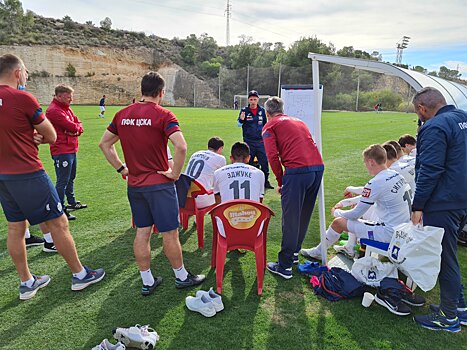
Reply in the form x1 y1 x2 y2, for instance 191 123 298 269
308 53 467 111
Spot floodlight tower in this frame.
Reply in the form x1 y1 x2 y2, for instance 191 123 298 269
225 0 232 46
396 36 410 65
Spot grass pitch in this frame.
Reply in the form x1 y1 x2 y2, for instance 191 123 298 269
0 106 465 349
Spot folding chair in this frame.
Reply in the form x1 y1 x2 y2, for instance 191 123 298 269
360 238 417 291
209 199 274 295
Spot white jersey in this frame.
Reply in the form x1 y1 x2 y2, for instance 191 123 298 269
390 159 416 194
167 146 172 161
185 150 226 208
401 154 416 166
409 148 417 157
213 163 265 202
335 169 411 229
337 195 379 221
360 169 411 228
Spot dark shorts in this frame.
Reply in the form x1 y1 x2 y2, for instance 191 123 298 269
0 170 64 225
128 183 179 232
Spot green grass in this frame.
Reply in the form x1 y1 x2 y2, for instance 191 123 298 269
0 107 465 349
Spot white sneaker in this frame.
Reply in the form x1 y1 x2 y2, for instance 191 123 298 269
333 245 355 258
92 339 126 350
300 246 322 260
196 288 224 312
185 294 216 317
113 324 159 350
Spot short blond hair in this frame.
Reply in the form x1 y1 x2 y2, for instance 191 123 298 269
55 84 74 95
362 144 387 165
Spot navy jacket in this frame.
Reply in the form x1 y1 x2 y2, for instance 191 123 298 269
413 105 467 212
238 105 267 143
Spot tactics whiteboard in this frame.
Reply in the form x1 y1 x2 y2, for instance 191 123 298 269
280 84 323 141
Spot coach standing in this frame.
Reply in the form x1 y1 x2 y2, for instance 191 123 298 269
411 87 467 332
99 71 205 296
262 96 324 279
46 85 87 221
0 54 104 300
238 90 273 189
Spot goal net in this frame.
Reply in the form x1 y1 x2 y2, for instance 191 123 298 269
233 95 271 109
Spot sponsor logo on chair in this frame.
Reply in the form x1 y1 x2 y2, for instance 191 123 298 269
223 204 260 229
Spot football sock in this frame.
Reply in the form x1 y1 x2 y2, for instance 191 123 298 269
312 226 341 252
344 232 357 249
24 228 31 239
326 226 341 247
140 269 155 286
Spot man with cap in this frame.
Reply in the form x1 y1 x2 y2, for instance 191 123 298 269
238 90 273 189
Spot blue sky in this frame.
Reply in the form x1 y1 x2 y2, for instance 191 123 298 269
381 44 467 75
21 0 467 78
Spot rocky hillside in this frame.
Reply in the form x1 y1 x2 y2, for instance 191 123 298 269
0 12 219 106
0 44 218 106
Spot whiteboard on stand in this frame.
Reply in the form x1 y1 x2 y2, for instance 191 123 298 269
280 84 323 143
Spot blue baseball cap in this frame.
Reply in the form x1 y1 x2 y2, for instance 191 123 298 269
248 90 259 98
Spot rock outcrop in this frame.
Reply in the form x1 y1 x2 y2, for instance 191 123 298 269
0 45 219 106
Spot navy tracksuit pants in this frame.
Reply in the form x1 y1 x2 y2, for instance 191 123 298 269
278 167 324 269
246 140 269 183
52 153 77 207
423 208 467 318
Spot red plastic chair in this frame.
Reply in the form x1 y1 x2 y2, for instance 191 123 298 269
178 175 215 249
209 199 274 295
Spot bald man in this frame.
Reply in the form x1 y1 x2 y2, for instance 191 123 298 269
411 87 467 332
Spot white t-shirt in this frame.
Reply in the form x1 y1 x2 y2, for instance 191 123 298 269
335 168 411 229
213 163 265 202
390 159 416 194
185 150 226 208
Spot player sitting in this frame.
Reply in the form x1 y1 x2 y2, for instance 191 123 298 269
184 137 226 208
213 142 264 203
301 144 411 259
382 142 416 193
387 139 415 166
398 134 417 158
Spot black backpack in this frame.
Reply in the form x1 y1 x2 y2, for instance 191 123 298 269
312 267 366 301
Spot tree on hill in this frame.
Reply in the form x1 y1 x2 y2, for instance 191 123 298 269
100 17 112 30
438 65 461 80
285 36 333 66
63 15 78 30
0 0 34 33
412 65 427 74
